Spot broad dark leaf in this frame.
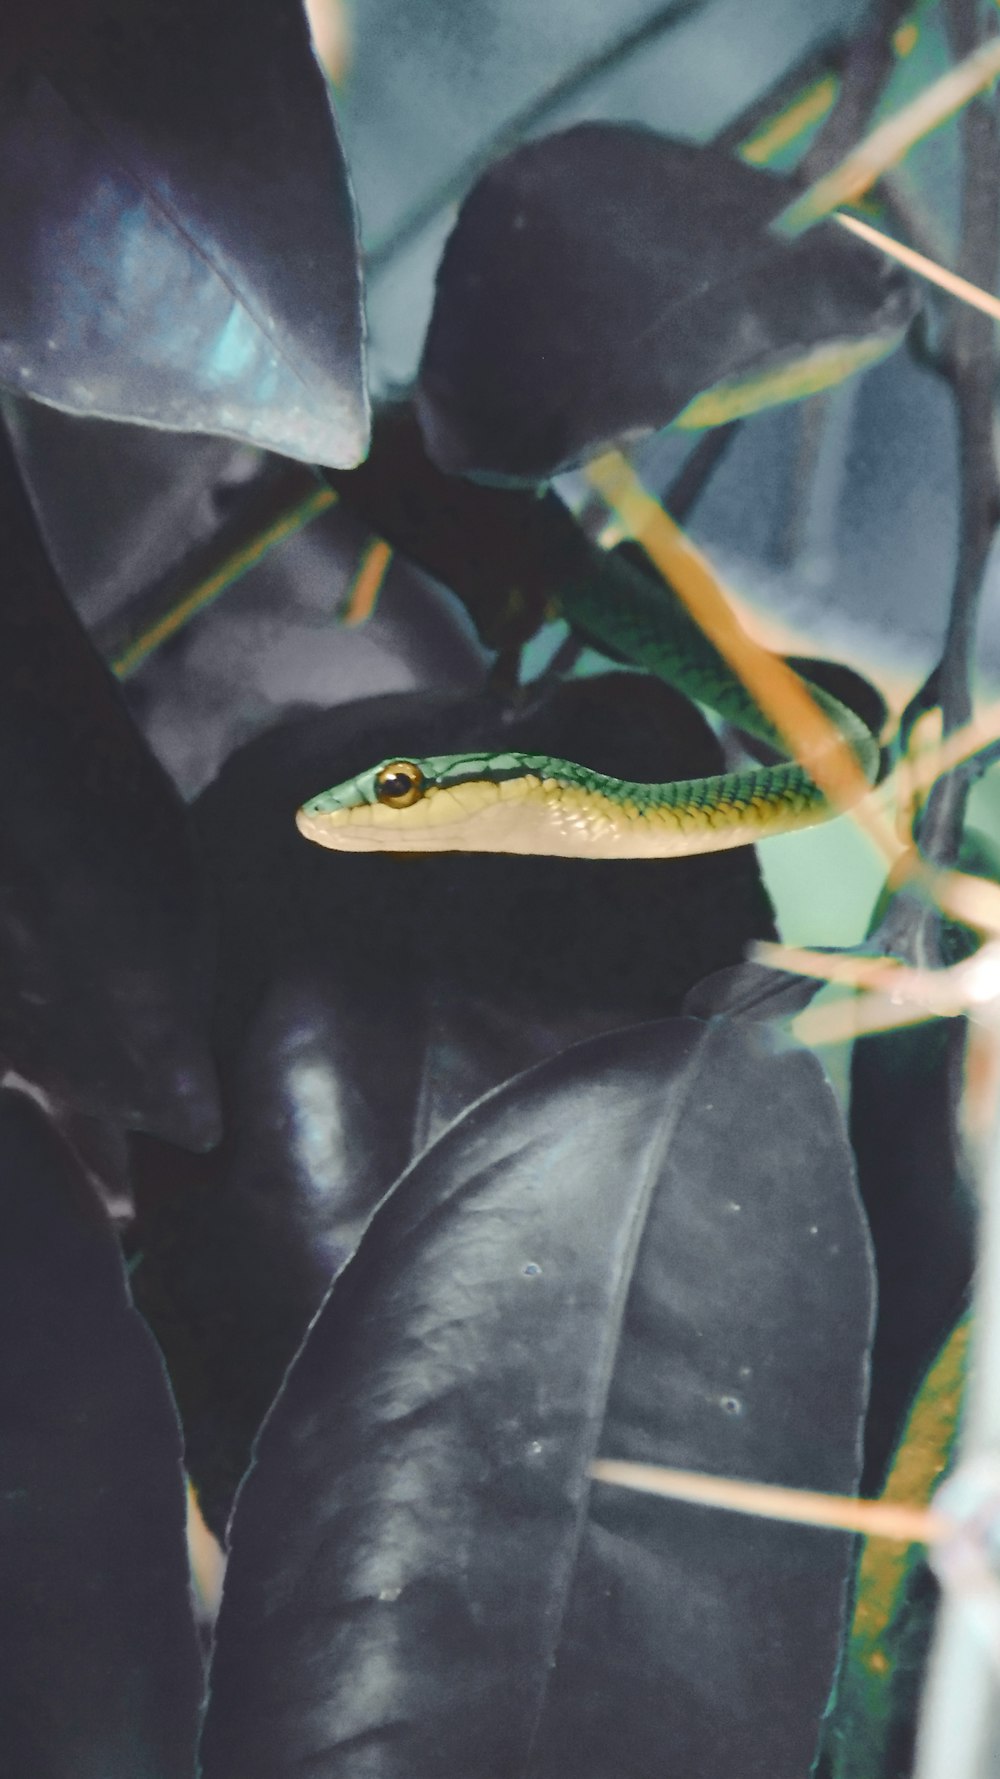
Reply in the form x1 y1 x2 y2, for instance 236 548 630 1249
129 671 776 1536
416 124 918 479
0 1088 202 1779
0 0 367 462
200 1013 873 1778
0 418 220 1144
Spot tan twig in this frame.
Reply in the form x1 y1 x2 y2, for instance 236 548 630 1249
590 1459 947 1543
774 32 1000 234
584 452 900 861
834 211 1000 323
110 486 338 679
340 537 393 627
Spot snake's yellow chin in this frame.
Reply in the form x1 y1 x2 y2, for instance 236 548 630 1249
295 802 447 852
295 780 531 854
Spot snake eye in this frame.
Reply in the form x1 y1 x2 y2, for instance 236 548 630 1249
375 761 425 809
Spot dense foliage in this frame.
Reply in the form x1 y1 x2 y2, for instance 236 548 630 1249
0 2 994 1775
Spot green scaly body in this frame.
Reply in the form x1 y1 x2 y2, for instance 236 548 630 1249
296 559 881 860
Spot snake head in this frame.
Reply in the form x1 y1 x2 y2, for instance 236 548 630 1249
295 751 554 853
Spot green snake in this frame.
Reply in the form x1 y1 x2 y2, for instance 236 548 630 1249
296 563 880 860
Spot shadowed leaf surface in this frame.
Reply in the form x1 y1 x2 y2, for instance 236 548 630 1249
200 1012 873 1778
0 418 220 1144
325 401 604 650
0 0 367 462
850 1015 975 1495
848 835 994 1493
0 1089 202 1779
417 123 918 479
129 671 777 1535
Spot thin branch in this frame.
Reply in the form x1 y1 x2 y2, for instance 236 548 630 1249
339 537 393 627
573 421 742 541
912 8 1000 1772
775 28 1000 235
364 0 713 276
797 0 912 181
590 1459 946 1543
586 450 903 861
663 423 741 522
881 164 956 268
835 210 1000 321
712 39 847 154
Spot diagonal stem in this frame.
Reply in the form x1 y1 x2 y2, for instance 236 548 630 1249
797 0 913 181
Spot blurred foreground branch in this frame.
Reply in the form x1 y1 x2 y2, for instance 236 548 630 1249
911 5 1000 1775
880 0 1000 965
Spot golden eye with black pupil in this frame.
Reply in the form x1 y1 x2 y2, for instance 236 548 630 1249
375 761 425 808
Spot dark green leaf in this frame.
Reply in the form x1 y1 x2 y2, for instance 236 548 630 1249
0 0 367 462
0 418 220 1145
200 1014 873 1777
417 124 918 479
0 1088 202 1779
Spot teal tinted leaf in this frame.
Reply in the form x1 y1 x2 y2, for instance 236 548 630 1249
200 1014 873 1777
417 124 918 479
0 0 367 463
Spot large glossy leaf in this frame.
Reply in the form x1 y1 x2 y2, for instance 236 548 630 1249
200 1010 873 1777
416 124 918 479
0 0 367 463
0 1088 202 1779
130 671 777 1536
0 417 220 1144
